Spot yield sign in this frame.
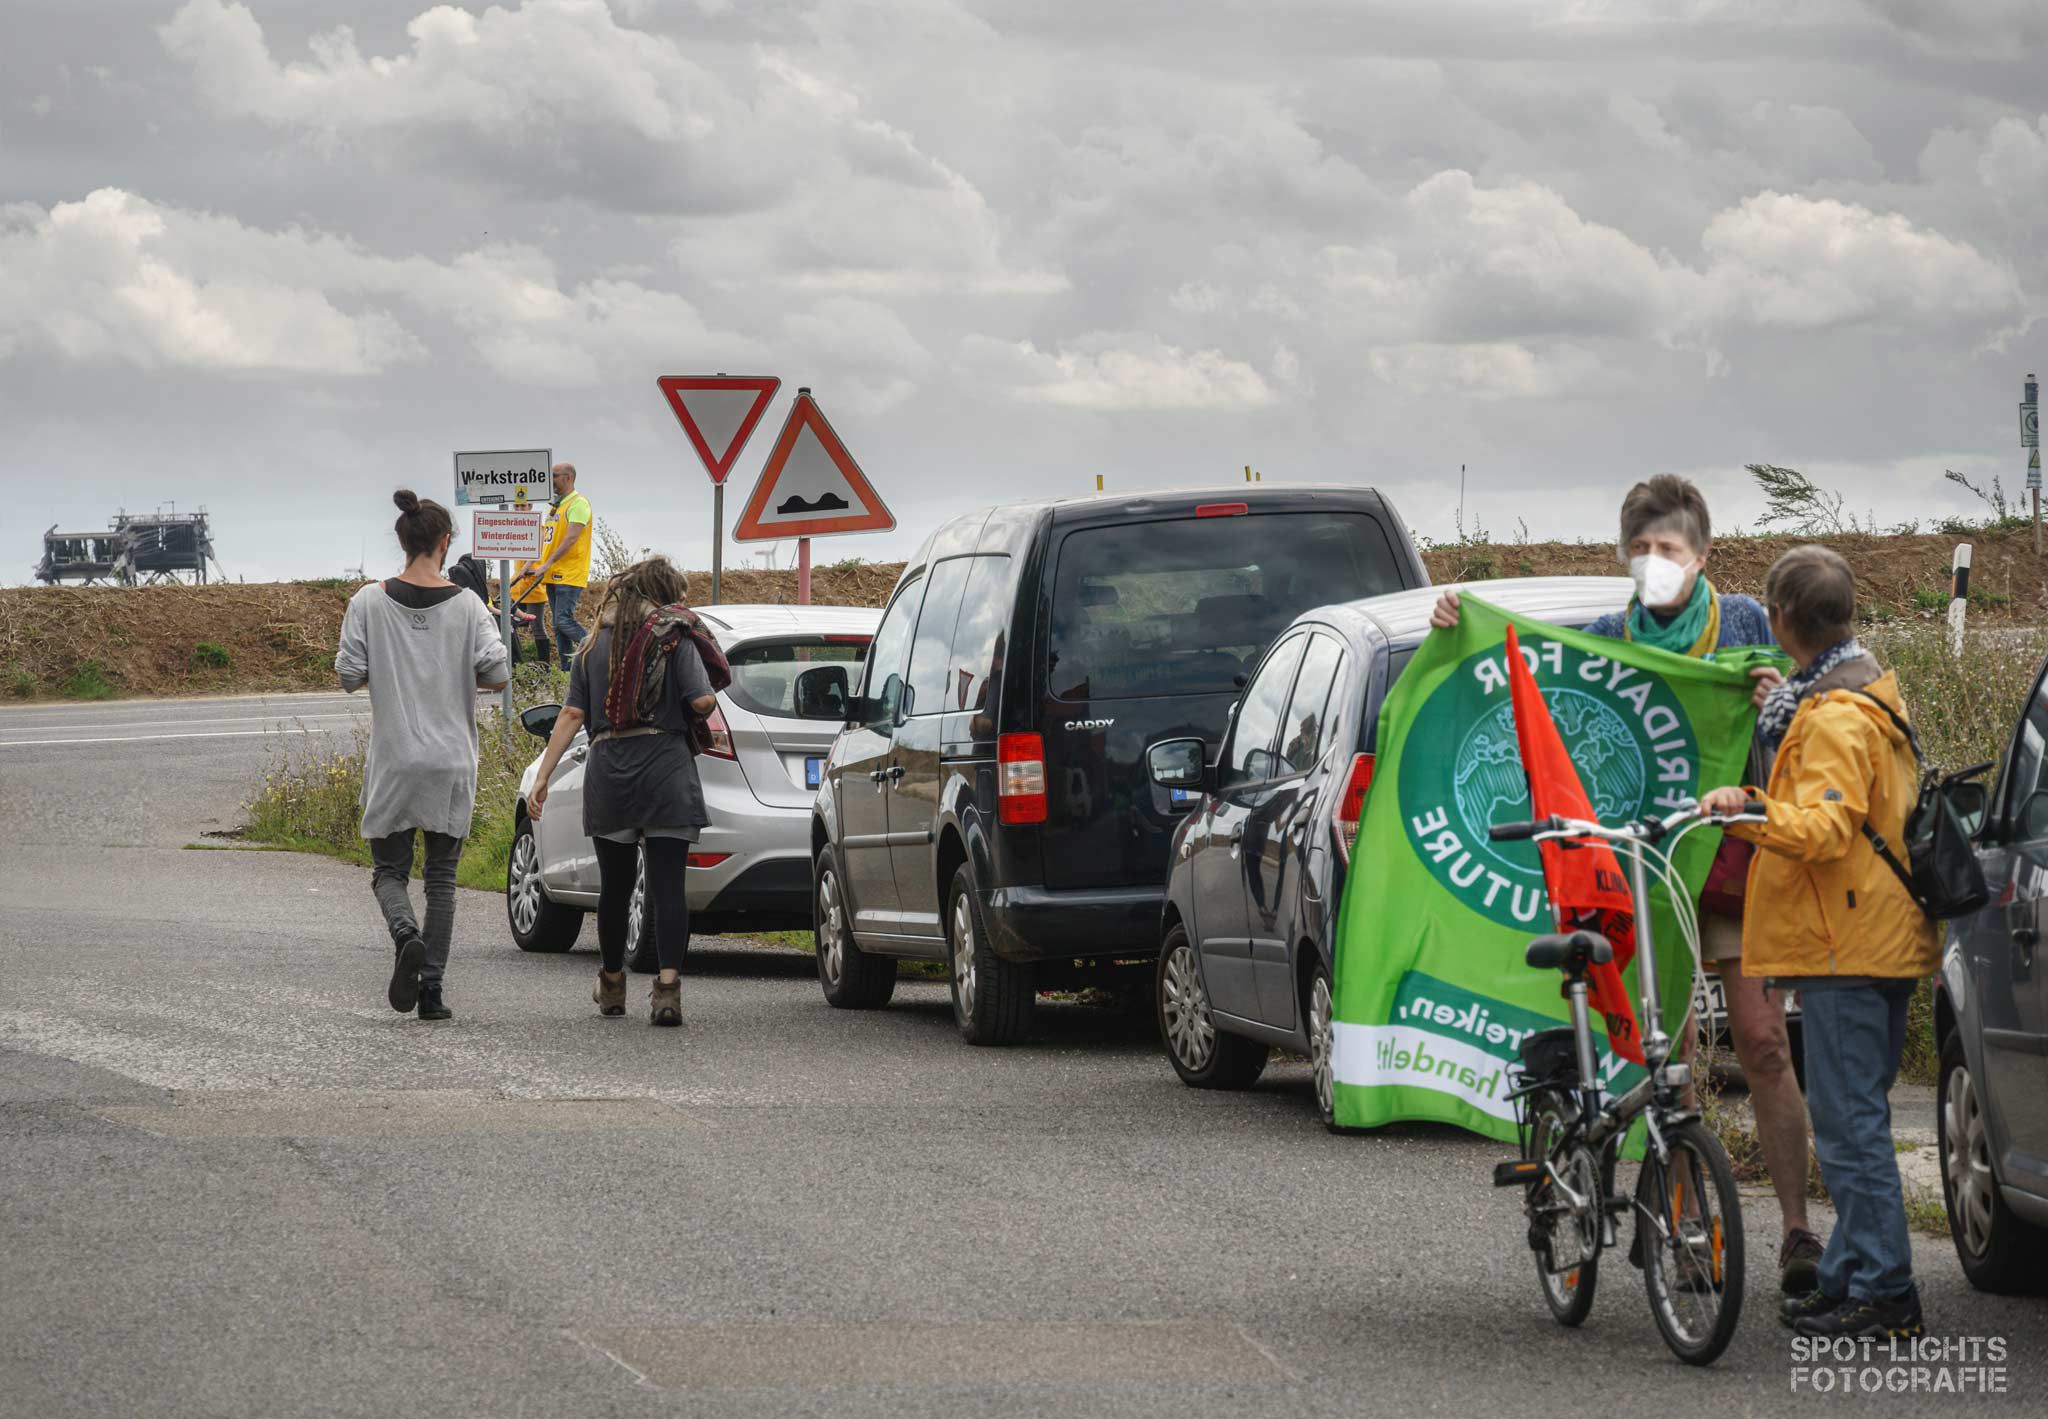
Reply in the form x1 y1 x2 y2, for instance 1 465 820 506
732 389 895 541
656 374 780 485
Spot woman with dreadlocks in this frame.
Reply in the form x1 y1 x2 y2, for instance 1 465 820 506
527 555 728 1026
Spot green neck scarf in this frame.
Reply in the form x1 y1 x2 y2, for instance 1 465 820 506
1624 573 1718 657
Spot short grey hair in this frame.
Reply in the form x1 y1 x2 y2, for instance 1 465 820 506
552 462 577 484
1615 474 1711 562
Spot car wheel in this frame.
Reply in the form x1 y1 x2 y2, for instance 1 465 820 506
1939 1030 2048 1292
1156 923 1266 1089
815 845 894 1009
946 863 1033 1045
1307 956 1337 1128
507 816 583 953
623 844 659 975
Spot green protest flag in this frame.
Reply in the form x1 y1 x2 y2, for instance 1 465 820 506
1329 595 1780 1141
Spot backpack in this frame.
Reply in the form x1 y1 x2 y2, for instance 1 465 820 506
1852 691 1992 920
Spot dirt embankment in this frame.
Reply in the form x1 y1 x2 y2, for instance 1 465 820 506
0 563 908 703
4 527 2041 702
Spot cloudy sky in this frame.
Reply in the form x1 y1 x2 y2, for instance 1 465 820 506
5 0 2045 583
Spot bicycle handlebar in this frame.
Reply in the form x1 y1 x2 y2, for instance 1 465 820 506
1487 804 1765 845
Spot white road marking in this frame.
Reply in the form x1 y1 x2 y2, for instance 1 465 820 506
0 726 358 748
0 711 365 734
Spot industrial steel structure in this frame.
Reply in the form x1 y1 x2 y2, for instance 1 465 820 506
34 507 225 586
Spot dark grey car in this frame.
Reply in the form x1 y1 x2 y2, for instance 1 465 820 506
1146 576 1631 1125
1935 652 2048 1290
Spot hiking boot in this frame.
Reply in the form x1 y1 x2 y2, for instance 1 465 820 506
1781 1288 1841 1329
650 975 681 1028
388 932 425 1013
1793 1288 1924 1341
1780 1227 1824 1296
593 970 626 1018
416 985 451 1022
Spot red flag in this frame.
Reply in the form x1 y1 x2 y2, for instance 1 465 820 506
1502 624 1646 1066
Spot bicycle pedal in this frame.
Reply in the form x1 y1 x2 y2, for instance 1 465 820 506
1494 1159 1543 1187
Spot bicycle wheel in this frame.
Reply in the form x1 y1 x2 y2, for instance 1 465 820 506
1636 1118 1745 1365
1527 1091 1608 1327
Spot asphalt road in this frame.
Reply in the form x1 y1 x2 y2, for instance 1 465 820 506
2 693 2043 1417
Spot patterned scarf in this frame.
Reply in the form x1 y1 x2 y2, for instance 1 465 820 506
602 603 732 749
1622 574 1720 658
1755 637 1863 750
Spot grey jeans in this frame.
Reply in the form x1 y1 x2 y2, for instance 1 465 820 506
369 829 464 987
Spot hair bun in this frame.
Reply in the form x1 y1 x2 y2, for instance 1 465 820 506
393 489 419 514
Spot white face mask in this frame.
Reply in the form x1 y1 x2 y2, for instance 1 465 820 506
1628 553 1692 609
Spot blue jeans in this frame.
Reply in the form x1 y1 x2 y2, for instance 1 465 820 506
1800 979 1916 1301
547 583 587 661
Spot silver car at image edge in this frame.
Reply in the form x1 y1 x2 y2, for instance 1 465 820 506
506 603 878 971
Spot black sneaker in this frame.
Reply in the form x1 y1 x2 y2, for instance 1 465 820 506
387 932 425 1013
1781 1288 1841 1329
1780 1227 1824 1296
416 985 452 1022
1793 1288 1924 1341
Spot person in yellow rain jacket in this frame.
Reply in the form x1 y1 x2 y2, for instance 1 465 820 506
509 555 551 665
1700 545 1937 1345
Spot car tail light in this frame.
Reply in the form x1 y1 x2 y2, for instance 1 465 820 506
686 852 731 869
824 635 872 646
1195 502 1248 518
1332 753 1374 863
703 704 736 760
998 733 1047 824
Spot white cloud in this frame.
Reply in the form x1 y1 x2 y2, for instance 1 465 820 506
1366 341 1616 400
0 189 420 374
962 334 1275 412
0 188 762 384
1695 191 2023 330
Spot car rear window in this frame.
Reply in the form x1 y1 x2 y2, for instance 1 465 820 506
1045 513 1403 701
724 637 870 721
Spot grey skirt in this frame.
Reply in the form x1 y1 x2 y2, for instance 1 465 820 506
581 731 710 840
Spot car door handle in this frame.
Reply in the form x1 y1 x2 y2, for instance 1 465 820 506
885 766 905 782
2014 926 2039 951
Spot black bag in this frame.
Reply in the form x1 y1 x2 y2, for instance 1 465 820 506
447 554 491 605
1852 691 1991 920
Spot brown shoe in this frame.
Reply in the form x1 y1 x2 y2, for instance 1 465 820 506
593 970 626 1018
650 975 681 1028
1781 1227 1824 1296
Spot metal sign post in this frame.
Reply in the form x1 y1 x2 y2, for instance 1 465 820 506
2022 373 2039 554
712 483 725 604
798 537 812 605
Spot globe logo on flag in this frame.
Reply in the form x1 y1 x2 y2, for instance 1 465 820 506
1455 689 1646 878
1399 636 1698 932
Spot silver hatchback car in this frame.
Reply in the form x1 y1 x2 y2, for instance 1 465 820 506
506 603 878 970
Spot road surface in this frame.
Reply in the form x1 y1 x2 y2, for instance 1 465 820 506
1 693 2041 1416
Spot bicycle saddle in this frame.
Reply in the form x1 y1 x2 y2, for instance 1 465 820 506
1524 930 1612 972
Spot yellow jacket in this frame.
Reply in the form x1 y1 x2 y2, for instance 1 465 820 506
1730 668 1938 980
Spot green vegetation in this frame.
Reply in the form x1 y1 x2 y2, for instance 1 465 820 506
61 660 115 700
193 642 232 669
6 666 35 698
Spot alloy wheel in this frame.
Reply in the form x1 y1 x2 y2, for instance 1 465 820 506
509 831 542 935
1161 942 1215 1071
817 867 845 988
951 891 978 1020
1309 973 1335 1119
1944 1060 1997 1258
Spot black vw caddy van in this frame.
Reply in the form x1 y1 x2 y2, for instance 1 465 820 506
799 484 1428 1044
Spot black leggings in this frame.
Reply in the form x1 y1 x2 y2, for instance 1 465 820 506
594 835 691 974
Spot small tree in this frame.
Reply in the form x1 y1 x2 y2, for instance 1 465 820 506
1748 464 1848 535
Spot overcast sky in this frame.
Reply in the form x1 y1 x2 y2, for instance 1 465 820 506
5 0 2045 584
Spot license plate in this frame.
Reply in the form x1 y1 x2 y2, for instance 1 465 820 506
805 756 823 789
1168 787 1195 807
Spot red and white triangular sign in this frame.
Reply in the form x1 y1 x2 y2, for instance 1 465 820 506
656 374 780 485
733 390 895 541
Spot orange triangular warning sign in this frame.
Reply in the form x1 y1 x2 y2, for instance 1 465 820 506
732 391 895 541
656 375 780 485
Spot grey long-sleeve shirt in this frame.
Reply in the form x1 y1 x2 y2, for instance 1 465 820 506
336 580 510 839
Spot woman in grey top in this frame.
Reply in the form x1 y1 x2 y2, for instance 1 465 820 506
528 556 714 1026
336 491 510 1020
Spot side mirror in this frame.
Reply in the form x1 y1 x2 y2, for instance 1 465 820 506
1946 780 1989 839
1148 738 1207 792
793 664 852 722
520 702 560 741
896 680 915 725
2019 787 2048 842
